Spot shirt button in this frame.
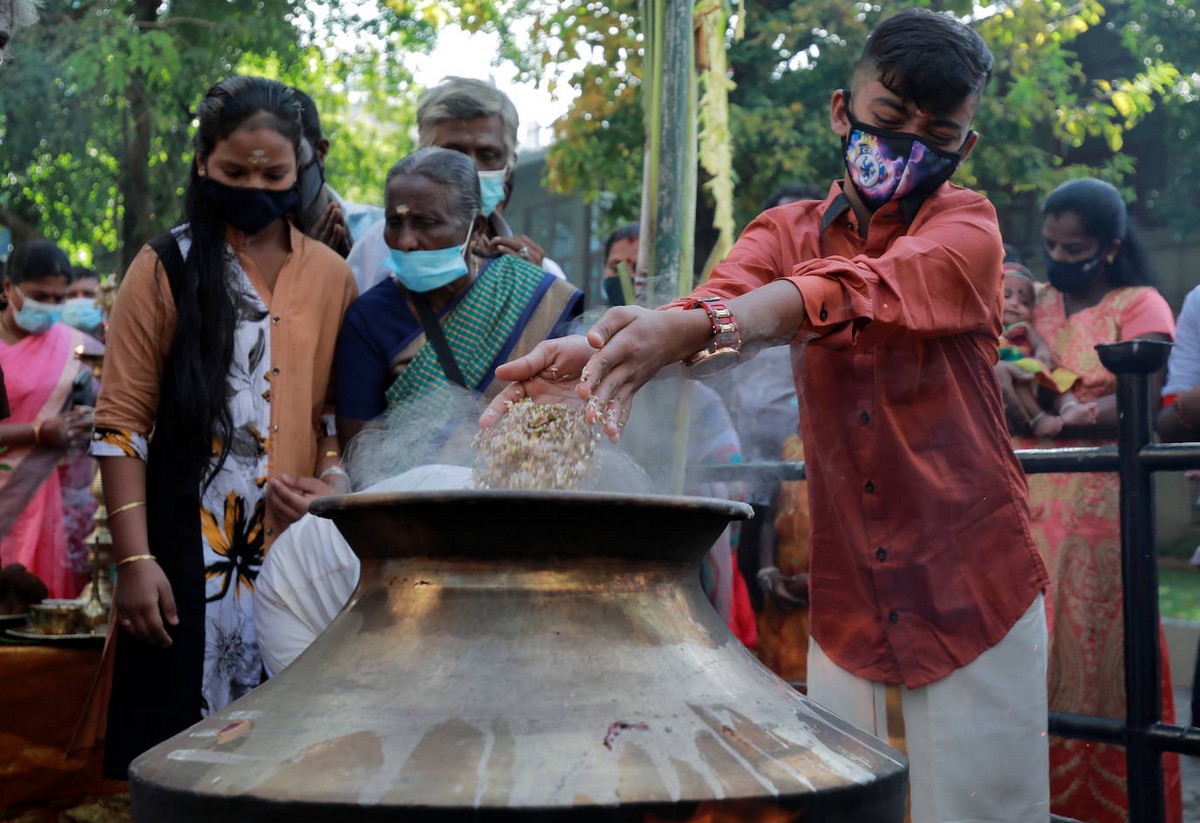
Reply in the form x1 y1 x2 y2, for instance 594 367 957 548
860 410 870 424
876 547 887 561
865 480 876 493
272 315 280 324
819 307 828 321
888 610 899 624
271 367 280 375
266 527 275 537
272 424 279 432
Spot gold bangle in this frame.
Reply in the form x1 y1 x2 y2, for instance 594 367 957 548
31 421 42 446
322 450 340 458
117 553 156 568
108 500 146 518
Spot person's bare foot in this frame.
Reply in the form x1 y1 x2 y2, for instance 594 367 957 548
1032 412 1064 438
1060 401 1099 427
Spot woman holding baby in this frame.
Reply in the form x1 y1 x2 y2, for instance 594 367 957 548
998 177 1180 822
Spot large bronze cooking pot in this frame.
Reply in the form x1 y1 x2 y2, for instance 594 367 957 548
130 490 907 821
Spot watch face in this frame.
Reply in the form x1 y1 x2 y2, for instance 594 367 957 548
687 347 740 379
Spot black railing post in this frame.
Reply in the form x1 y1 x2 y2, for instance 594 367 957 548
1096 339 1173 823
692 338 1200 814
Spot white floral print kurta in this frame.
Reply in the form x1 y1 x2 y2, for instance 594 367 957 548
93 233 270 715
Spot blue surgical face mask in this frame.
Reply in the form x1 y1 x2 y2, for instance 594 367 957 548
384 224 474 293
12 287 64 334
477 168 507 217
62 297 104 333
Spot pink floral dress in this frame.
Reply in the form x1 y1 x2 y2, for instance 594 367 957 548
1016 283 1179 823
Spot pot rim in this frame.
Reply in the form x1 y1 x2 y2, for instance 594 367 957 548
311 488 754 521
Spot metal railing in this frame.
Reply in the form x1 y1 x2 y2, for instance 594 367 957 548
688 339 1199 822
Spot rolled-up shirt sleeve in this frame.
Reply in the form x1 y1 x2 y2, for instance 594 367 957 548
91 245 176 457
786 196 1003 349
684 186 1003 351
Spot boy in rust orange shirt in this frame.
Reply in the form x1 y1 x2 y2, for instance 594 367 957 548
484 9 1049 821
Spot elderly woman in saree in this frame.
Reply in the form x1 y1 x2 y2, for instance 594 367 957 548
254 147 582 675
333 146 582 445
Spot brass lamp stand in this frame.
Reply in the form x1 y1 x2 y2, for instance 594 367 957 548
74 348 111 631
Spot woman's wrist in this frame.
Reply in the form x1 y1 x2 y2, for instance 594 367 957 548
319 464 351 493
0 424 35 447
117 553 157 570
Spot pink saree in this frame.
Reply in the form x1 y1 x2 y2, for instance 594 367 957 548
1017 284 1180 823
0 323 87 599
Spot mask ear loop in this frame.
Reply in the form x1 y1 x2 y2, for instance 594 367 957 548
463 219 482 277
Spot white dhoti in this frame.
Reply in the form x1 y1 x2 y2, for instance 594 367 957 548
254 465 474 676
807 595 1048 823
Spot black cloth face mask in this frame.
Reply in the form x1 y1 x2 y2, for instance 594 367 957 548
602 277 626 307
1044 252 1105 294
296 159 325 215
201 178 299 236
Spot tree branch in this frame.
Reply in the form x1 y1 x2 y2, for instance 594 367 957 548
0 206 40 242
135 17 219 30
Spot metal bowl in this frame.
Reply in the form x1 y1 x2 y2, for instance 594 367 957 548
28 599 84 635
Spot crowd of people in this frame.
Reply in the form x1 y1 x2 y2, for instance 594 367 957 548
1 4 1198 822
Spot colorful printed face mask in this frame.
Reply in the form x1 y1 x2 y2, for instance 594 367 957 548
841 92 969 211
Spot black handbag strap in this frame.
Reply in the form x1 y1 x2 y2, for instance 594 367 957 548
410 292 467 388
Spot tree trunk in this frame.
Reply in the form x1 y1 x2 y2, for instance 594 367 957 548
117 0 160 276
637 0 697 494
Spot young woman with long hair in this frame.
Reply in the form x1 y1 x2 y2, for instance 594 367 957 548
91 75 357 777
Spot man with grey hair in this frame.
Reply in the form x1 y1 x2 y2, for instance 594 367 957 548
0 0 40 66
347 76 563 292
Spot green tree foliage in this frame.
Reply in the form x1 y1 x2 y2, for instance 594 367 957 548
0 0 433 273
452 0 1197 250
4 0 1193 273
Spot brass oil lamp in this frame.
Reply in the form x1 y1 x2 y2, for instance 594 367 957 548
73 346 111 629
76 470 113 630
129 490 907 821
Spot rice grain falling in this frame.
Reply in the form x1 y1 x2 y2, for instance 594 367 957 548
473 400 601 490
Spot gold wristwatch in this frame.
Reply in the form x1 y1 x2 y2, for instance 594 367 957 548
683 296 742 378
